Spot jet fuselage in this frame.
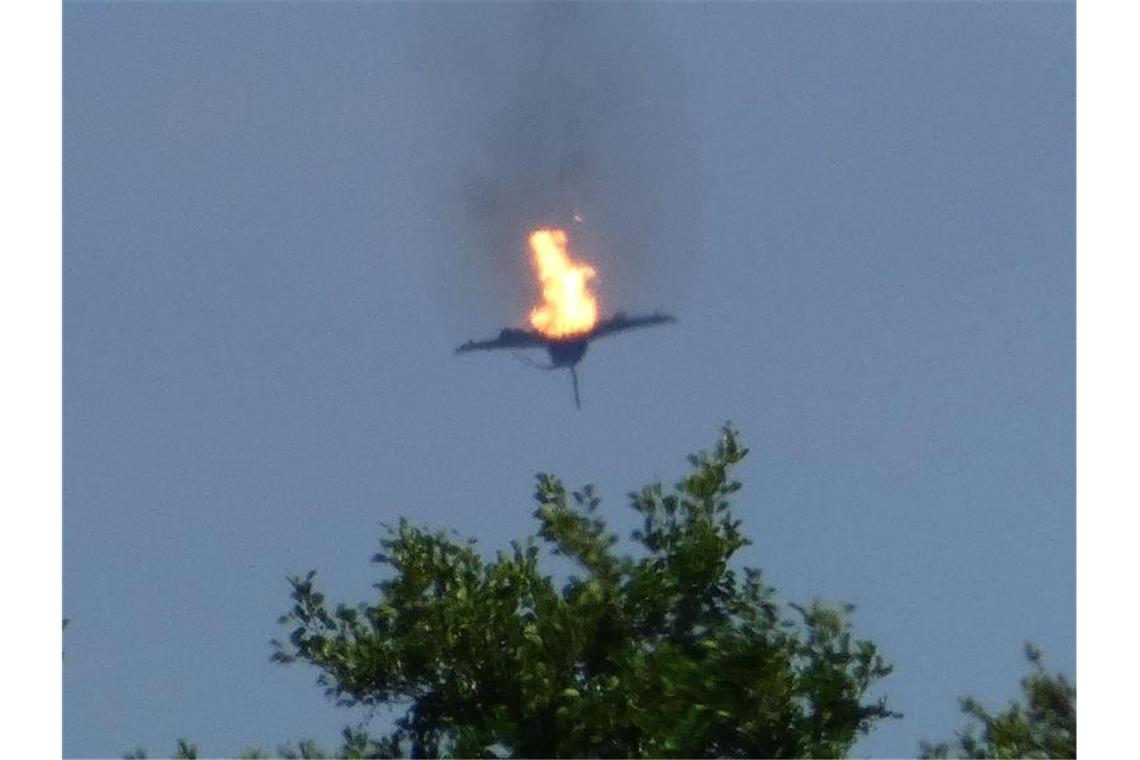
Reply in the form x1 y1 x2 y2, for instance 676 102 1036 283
546 337 589 368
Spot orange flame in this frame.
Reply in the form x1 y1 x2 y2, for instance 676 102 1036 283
527 228 598 338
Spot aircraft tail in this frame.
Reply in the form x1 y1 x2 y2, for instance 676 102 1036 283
570 366 581 410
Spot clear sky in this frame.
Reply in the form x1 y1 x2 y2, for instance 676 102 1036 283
63 3 1074 757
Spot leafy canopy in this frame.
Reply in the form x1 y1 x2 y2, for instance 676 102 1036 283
271 426 897 758
920 644 1076 759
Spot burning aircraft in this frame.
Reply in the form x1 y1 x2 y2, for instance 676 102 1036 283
456 227 675 408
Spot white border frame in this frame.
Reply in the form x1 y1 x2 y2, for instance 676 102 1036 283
1077 0 1140 757
3 0 1134 756
1 1 62 757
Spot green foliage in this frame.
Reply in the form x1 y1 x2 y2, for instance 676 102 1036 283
123 739 196 760
919 644 1076 759
130 730 382 760
272 426 897 758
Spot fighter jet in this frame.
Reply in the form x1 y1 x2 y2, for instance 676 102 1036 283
456 311 676 409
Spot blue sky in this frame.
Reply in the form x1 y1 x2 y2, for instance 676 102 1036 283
64 3 1074 757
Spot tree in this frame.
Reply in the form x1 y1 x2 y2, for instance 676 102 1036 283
271 426 897 758
919 644 1076 759
124 738 198 759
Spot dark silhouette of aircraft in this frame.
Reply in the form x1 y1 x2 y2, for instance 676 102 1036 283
456 311 676 409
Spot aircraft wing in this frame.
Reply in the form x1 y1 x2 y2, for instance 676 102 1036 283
588 311 677 341
455 327 548 354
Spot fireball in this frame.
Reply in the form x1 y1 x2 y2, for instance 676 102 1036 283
527 228 599 338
